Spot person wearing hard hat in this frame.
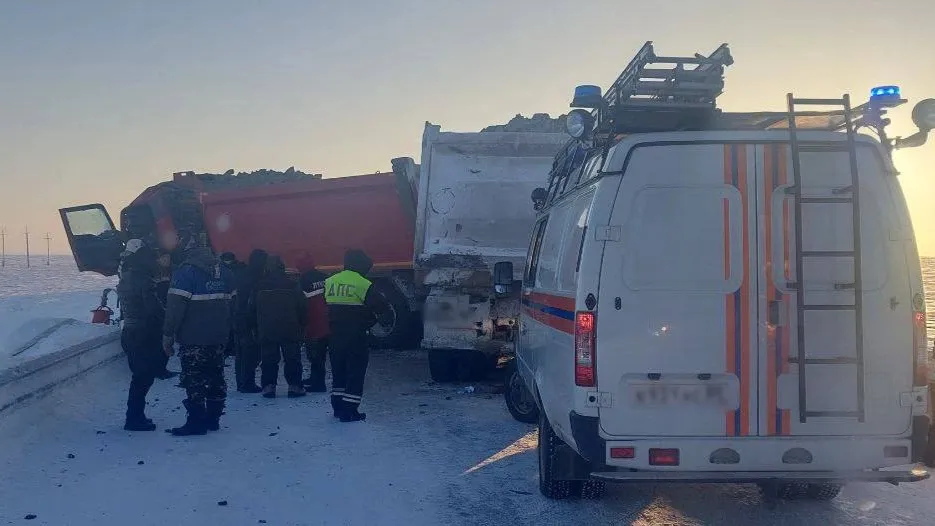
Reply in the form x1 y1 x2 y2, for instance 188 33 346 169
324 249 389 422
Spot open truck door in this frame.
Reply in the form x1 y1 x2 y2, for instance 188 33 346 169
59 204 123 276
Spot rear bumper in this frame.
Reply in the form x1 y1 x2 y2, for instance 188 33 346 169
591 468 930 484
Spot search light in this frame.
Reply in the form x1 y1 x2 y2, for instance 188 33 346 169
911 99 935 132
565 109 594 140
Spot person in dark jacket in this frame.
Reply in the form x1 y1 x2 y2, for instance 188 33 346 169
253 255 308 398
117 238 164 431
297 254 330 392
324 249 388 422
234 249 268 393
219 252 244 359
162 245 235 436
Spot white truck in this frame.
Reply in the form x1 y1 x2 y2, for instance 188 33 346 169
398 120 569 382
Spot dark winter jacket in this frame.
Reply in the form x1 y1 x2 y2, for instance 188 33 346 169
325 250 389 334
163 247 235 346
298 265 330 341
253 257 307 343
116 239 164 328
234 249 268 333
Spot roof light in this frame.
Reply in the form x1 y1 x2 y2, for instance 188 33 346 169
565 109 594 140
871 85 901 99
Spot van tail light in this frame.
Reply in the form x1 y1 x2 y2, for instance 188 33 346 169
649 448 680 466
575 311 596 387
913 308 930 387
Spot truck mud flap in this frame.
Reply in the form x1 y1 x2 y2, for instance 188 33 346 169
590 468 930 485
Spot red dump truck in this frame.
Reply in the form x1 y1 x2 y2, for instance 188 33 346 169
59 165 422 348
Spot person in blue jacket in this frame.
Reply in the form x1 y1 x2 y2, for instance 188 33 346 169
162 238 235 436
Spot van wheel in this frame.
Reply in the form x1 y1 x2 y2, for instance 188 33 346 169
504 368 539 424
538 412 573 500
428 349 457 383
805 483 842 501
571 480 607 500
777 482 808 500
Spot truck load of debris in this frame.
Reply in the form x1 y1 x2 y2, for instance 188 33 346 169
172 167 323 189
480 113 567 133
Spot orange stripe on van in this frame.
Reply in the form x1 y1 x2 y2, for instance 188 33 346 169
723 145 737 437
737 145 751 437
778 145 792 434
764 144 777 436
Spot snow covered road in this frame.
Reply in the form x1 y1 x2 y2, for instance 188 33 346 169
2 347 935 525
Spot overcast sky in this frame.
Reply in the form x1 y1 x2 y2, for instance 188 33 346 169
1 0 933 254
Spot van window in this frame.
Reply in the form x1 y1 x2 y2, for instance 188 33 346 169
558 191 594 292
524 218 548 287
536 204 571 290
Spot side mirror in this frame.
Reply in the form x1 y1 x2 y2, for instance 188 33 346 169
493 261 514 294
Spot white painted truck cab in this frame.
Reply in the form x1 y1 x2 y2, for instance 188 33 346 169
413 123 568 382
515 41 935 501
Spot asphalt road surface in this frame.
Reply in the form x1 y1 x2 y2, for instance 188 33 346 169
1 347 933 525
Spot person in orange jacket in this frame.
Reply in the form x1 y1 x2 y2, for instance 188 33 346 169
297 254 330 393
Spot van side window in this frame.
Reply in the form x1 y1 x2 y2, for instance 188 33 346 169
536 204 571 290
524 218 549 287
558 191 594 292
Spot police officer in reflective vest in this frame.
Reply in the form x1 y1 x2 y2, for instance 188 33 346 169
324 249 387 422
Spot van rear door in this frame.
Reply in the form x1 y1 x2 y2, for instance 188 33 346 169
596 142 758 437
59 204 123 276
761 139 914 437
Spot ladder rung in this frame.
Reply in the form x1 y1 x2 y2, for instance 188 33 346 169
788 357 859 365
801 250 855 257
638 69 719 80
800 197 853 204
792 98 846 106
804 411 862 418
803 305 856 311
799 143 852 153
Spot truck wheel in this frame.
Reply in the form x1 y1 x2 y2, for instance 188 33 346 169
369 280 413 350
504 368 539 424
428 349 457 383
571 480 607 500
538 411 573 500
805 483 842 501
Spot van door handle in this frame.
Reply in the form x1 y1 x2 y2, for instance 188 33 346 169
768 300 783 326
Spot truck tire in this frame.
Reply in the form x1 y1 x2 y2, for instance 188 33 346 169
428 349 457 383
538 411 573 500
369 280 413 350
504 367 539 424
805 483 842 501
572 480 607 500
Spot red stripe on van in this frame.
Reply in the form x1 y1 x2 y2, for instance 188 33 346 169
528 291 576 313
723 145 737 437
522 305 574 334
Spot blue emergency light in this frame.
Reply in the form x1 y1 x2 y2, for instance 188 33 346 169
871 85 901 99
571 85 603 109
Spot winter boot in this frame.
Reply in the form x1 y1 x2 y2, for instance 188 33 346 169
262 385 277 399
287 385 307 398
167 399 208 436
125 386 156 431
330 395 344 418
205 400 225 432
339 406 367 423
237 383 263 394
124 413 157 432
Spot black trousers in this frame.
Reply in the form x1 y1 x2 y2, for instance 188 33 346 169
304 337 329 386
235 330 261 388
178 344 227 404
261 341 302 387
329 329 369 409
122 324 163 419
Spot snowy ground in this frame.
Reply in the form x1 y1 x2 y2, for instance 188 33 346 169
1 348 935 526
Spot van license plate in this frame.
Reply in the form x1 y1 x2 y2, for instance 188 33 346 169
630 383 729 407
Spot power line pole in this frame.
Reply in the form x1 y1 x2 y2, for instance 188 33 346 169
24 226 30 268
0 226 6 268
44 232 52 266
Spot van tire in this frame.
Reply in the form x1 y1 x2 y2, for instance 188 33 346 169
805 483 842 501
368 280 413 350
428 350 457 383
777 482 808 500
572 480 607 500
504 367 539 424
538 412 573 500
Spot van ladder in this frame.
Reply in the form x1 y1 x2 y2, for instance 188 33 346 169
785 93 865 423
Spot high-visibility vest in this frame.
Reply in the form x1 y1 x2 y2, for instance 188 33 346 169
324 270 372 307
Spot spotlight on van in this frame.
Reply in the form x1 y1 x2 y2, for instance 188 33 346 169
895 98 935 149
566 109 595 140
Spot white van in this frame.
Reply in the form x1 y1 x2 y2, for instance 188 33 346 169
507 42 935 501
